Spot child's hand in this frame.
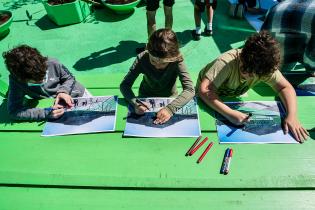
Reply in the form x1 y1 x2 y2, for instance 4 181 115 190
283 116 309 143
154 108 172 124
55 93 74 108
134 101 150 115
227 110 251 126
50 104 65 119
135 105 148 115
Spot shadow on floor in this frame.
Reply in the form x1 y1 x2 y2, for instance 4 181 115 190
309 130 315 140
35 15 61 30
176 30 193 48
73 40 143 71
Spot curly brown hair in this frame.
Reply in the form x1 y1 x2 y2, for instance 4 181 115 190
240 30 280 77
3 45 48 83
147 28 182 61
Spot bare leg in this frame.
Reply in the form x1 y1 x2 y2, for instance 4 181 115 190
164 5 173 29
205 5 213 35
194 4 201 29
147 10 157 38
206 6 213 27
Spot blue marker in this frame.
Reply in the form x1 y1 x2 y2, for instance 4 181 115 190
220 148 230 174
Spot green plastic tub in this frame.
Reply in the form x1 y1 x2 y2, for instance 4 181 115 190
43 0 91 26
102 0 140 14
0 10 13 37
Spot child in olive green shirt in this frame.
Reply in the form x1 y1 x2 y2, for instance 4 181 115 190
197 31 309 143
120 29 195 124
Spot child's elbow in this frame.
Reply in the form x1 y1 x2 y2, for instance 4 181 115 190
119 82 126 93
198 85 208 98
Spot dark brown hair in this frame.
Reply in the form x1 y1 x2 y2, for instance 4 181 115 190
147 28 182 60
3 45 48 82
240 30 280 77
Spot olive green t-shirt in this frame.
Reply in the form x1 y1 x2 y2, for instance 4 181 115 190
196 49 283 97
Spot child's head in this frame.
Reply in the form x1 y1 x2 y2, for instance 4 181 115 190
147 28 182 69
3 45 48 83
240 30 280 78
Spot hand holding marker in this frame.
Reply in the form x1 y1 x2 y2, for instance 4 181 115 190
135 98 150 111
242 112 252 130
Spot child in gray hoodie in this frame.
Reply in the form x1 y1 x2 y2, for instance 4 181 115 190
3 45 90 121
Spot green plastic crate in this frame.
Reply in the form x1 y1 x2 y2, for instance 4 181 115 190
43 0 91 26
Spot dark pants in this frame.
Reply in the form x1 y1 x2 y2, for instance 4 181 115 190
195 0 217 12
146 0 175 11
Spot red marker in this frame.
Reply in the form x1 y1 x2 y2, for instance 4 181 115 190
189 137 208 156
185 136 202 156
224 148 233 175
197 142 214 164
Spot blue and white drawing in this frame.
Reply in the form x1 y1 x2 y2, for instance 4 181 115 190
124 97 201 138
42 96 118 136
216 101 297 144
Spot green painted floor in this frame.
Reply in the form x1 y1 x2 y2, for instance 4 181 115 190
0 0 315 209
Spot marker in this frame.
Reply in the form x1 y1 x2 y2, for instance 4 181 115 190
189 137 208 156
135 98 150 111
197 142 214 164
223 148 233 175
220 148 230 174
44 107 66 113
185 136 202 156
242 113 253 131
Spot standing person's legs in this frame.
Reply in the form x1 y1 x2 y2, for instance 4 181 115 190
205 0 216 36
163 0 174 29
163 6 173 29
192 0 204 41
136 0 159 54
147 10 157 37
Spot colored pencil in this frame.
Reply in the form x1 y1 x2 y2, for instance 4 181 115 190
189 137 208 156
197 142 214 163
185 136 202 156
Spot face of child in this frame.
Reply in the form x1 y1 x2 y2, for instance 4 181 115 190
149 54 169 70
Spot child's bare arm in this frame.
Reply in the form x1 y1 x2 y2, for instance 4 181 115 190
272 77 309 142
199 78 250 125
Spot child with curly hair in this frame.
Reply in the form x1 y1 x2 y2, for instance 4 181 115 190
3 45 90 121
197 31 309 143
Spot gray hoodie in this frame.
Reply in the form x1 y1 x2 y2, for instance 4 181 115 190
8 58 85 121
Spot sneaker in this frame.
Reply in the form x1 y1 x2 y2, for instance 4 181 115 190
191 30 201 41
204 27 212 36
